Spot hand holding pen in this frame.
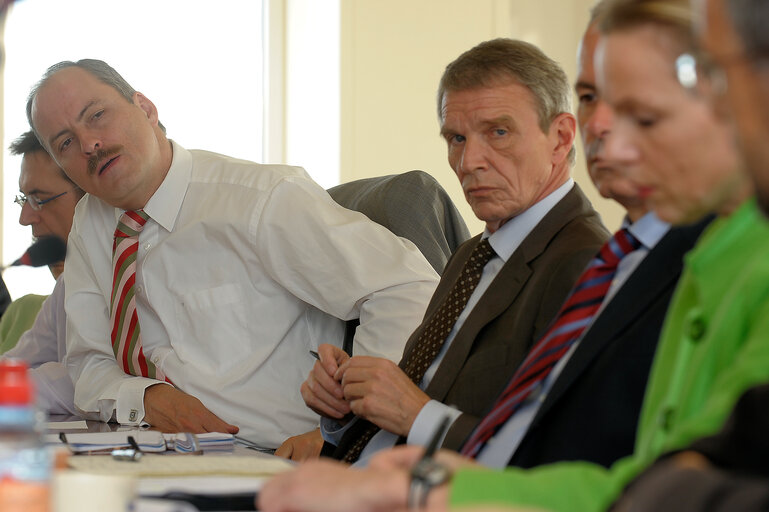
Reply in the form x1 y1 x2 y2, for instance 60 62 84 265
300 344 352 419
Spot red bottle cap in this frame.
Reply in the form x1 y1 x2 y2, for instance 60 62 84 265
0 359 33 405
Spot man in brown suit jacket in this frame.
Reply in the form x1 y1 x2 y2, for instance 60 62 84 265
280 38 609 462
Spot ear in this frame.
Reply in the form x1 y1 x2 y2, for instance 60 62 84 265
133 92 160 127
548 112 577 165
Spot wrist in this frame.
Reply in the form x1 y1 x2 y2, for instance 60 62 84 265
362 468 411 510
408 457 452 510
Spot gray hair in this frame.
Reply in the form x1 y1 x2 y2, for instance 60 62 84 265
26 58 166 137
437 38 575 165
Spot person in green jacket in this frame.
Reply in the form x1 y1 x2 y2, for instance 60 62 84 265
256 0 769 511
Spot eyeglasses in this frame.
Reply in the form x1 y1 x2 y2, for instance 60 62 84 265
676 49 769 96
14 189 71 211
676 51 728 96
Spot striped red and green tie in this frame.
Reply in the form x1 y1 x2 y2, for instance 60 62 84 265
109 209 166 381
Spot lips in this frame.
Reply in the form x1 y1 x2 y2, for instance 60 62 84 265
99 156 119 175
637 185 656 199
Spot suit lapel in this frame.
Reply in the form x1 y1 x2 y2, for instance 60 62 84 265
530 220 708 425
424 185 591 401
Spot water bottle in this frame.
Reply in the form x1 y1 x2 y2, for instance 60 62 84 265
0 359 50 512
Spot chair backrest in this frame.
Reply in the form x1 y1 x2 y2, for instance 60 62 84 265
327 170 472 354
327 170 471 274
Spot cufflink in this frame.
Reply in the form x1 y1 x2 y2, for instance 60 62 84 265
129 409 138 422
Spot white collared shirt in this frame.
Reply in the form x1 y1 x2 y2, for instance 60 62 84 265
63 141 439 448
2 276 76 415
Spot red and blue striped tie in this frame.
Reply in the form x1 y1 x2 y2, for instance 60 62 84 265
110 210 167 381
460 228 640 457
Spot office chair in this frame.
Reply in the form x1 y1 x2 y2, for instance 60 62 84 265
327 170 471 354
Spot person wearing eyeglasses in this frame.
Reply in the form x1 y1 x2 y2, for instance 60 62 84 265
0 130 85 415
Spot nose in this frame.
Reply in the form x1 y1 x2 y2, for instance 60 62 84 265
80 132 101 155
18 200 40 227
458 136 488 176
586 100 614 139
602 126 641 165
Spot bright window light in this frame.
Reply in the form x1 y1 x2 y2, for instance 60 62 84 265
3 0 266 298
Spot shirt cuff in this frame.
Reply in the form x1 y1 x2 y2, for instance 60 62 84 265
320 415 358 445
407 400 462 446
116 379 172 426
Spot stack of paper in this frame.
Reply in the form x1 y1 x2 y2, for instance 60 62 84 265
45 431 236 454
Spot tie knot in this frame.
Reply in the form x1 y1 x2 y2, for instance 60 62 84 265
469 238 496 269
115 209 150 239
599 227 641 265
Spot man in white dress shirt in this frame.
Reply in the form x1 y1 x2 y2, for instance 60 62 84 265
26 59 439 448
1 130 84 415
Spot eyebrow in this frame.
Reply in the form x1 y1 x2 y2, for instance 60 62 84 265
48 100 96 149
574 81 596 91
19 186 48 196
480 115 515 128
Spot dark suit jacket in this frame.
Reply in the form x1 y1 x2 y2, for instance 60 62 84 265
508 217 711 469
331 183 609 457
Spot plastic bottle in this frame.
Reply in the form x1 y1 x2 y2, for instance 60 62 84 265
0 359 50 512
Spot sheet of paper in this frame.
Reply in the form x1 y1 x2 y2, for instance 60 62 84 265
67 453 294 477
46 420 88 430
44 431 168 452
138 475 266 496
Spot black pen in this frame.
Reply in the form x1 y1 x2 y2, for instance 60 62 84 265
309 350 320 360
408 415 453 509
423 415 451 458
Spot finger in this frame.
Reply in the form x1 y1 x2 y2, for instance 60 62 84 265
199 407 240 434
318 343 349 375
274 441 293 460
313 361 345 398
336 356 391 382
341 381 372 403
301 377 351 418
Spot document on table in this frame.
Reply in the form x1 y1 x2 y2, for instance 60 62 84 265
45 431 236 453
67 453 293 477
46 420 88 430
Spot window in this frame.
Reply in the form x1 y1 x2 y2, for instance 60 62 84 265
3 0 268 297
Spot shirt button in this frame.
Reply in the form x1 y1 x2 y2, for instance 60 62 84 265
136 285 143 295
144 243 151 250
658 407 674 430
688 317 706 341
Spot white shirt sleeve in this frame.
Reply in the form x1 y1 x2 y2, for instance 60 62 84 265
407 399 463 447
320 416 358 445
253 176 439 362
3 277 78 416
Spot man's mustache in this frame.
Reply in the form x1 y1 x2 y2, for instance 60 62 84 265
87 146 123 175
585 138 603 162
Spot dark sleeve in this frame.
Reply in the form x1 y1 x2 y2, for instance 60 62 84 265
0 273 11 319
610 461 769 512
689 383 769 478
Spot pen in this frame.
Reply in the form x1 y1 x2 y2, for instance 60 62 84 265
423 415 451 459
309 350 320 360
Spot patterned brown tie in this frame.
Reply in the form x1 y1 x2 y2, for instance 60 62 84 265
340 238 496 463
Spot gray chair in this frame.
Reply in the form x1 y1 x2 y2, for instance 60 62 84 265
327 170 471 354
327 170 471 274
